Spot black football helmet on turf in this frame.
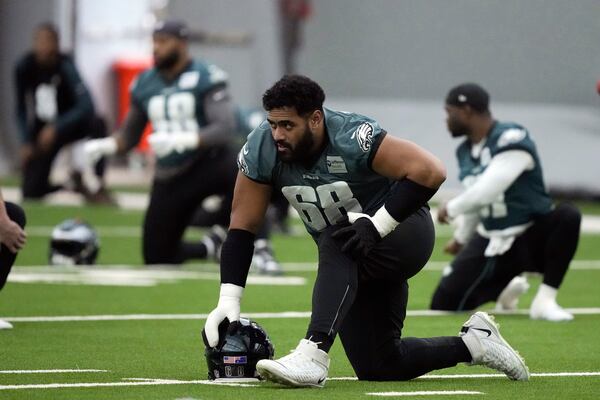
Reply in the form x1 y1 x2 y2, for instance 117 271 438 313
203 317 274 380
49 219 99 265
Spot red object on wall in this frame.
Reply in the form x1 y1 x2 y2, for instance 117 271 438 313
113 58 153 151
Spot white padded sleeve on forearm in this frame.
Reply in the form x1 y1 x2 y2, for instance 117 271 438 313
447 150 534 218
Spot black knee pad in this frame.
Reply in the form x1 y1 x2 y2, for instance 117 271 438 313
5 202 26 228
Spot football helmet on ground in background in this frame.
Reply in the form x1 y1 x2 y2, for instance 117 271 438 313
49 219 99 265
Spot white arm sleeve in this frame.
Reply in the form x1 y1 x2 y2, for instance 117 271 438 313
447 150 534 218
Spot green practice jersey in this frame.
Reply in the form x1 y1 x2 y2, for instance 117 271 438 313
456 121 552 232
130 60 228 168
238 108 394 239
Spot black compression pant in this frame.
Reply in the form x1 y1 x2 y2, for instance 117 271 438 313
142 148 237 264
306 207 471 380
0 202 26 290
430 203 581 311
22 115 107 199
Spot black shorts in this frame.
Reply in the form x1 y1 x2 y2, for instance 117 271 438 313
22 115 107 198
142 148 238 264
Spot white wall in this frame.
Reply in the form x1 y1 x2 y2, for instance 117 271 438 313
168 0 283 107
300 0 600 106
74 0 154 128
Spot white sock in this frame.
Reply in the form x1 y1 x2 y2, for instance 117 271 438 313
530 283 573 321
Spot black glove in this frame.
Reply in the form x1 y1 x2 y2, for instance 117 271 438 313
332 216 381 258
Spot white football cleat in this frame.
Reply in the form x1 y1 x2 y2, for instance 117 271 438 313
256 339 329 387
0 319 13 330
202 225 227 262
496 276 530 311
460 312 529 381
252 240 283 276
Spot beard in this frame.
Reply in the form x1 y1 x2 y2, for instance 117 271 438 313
154 49 180 70
277 126 315 163
448 119 471 138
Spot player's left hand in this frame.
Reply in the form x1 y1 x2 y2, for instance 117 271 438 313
332 212 381 258
38 125 56 153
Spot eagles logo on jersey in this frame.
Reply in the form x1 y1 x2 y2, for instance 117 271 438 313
352 122 374 152
497 128 527 148
237 145 249 176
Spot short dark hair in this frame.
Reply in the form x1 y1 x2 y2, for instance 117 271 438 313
36 22 59 42
262 75 325 116
446 83 490 114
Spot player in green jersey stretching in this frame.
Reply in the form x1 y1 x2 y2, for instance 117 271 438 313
203 75 530 387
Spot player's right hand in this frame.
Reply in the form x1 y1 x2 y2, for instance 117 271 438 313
203 283 243 348
0 218 26 253
444 238 463 255
83 137 117 165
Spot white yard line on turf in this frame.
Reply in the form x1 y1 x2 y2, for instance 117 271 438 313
366 391 484 397
7 268 306 287
5 308 600 323
26 226 142 237
0 379 258 390
280 260 600 272
1 372 599 391
11 259 600 274
0 369 108 374
330 371 600 381
21 212 600 236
